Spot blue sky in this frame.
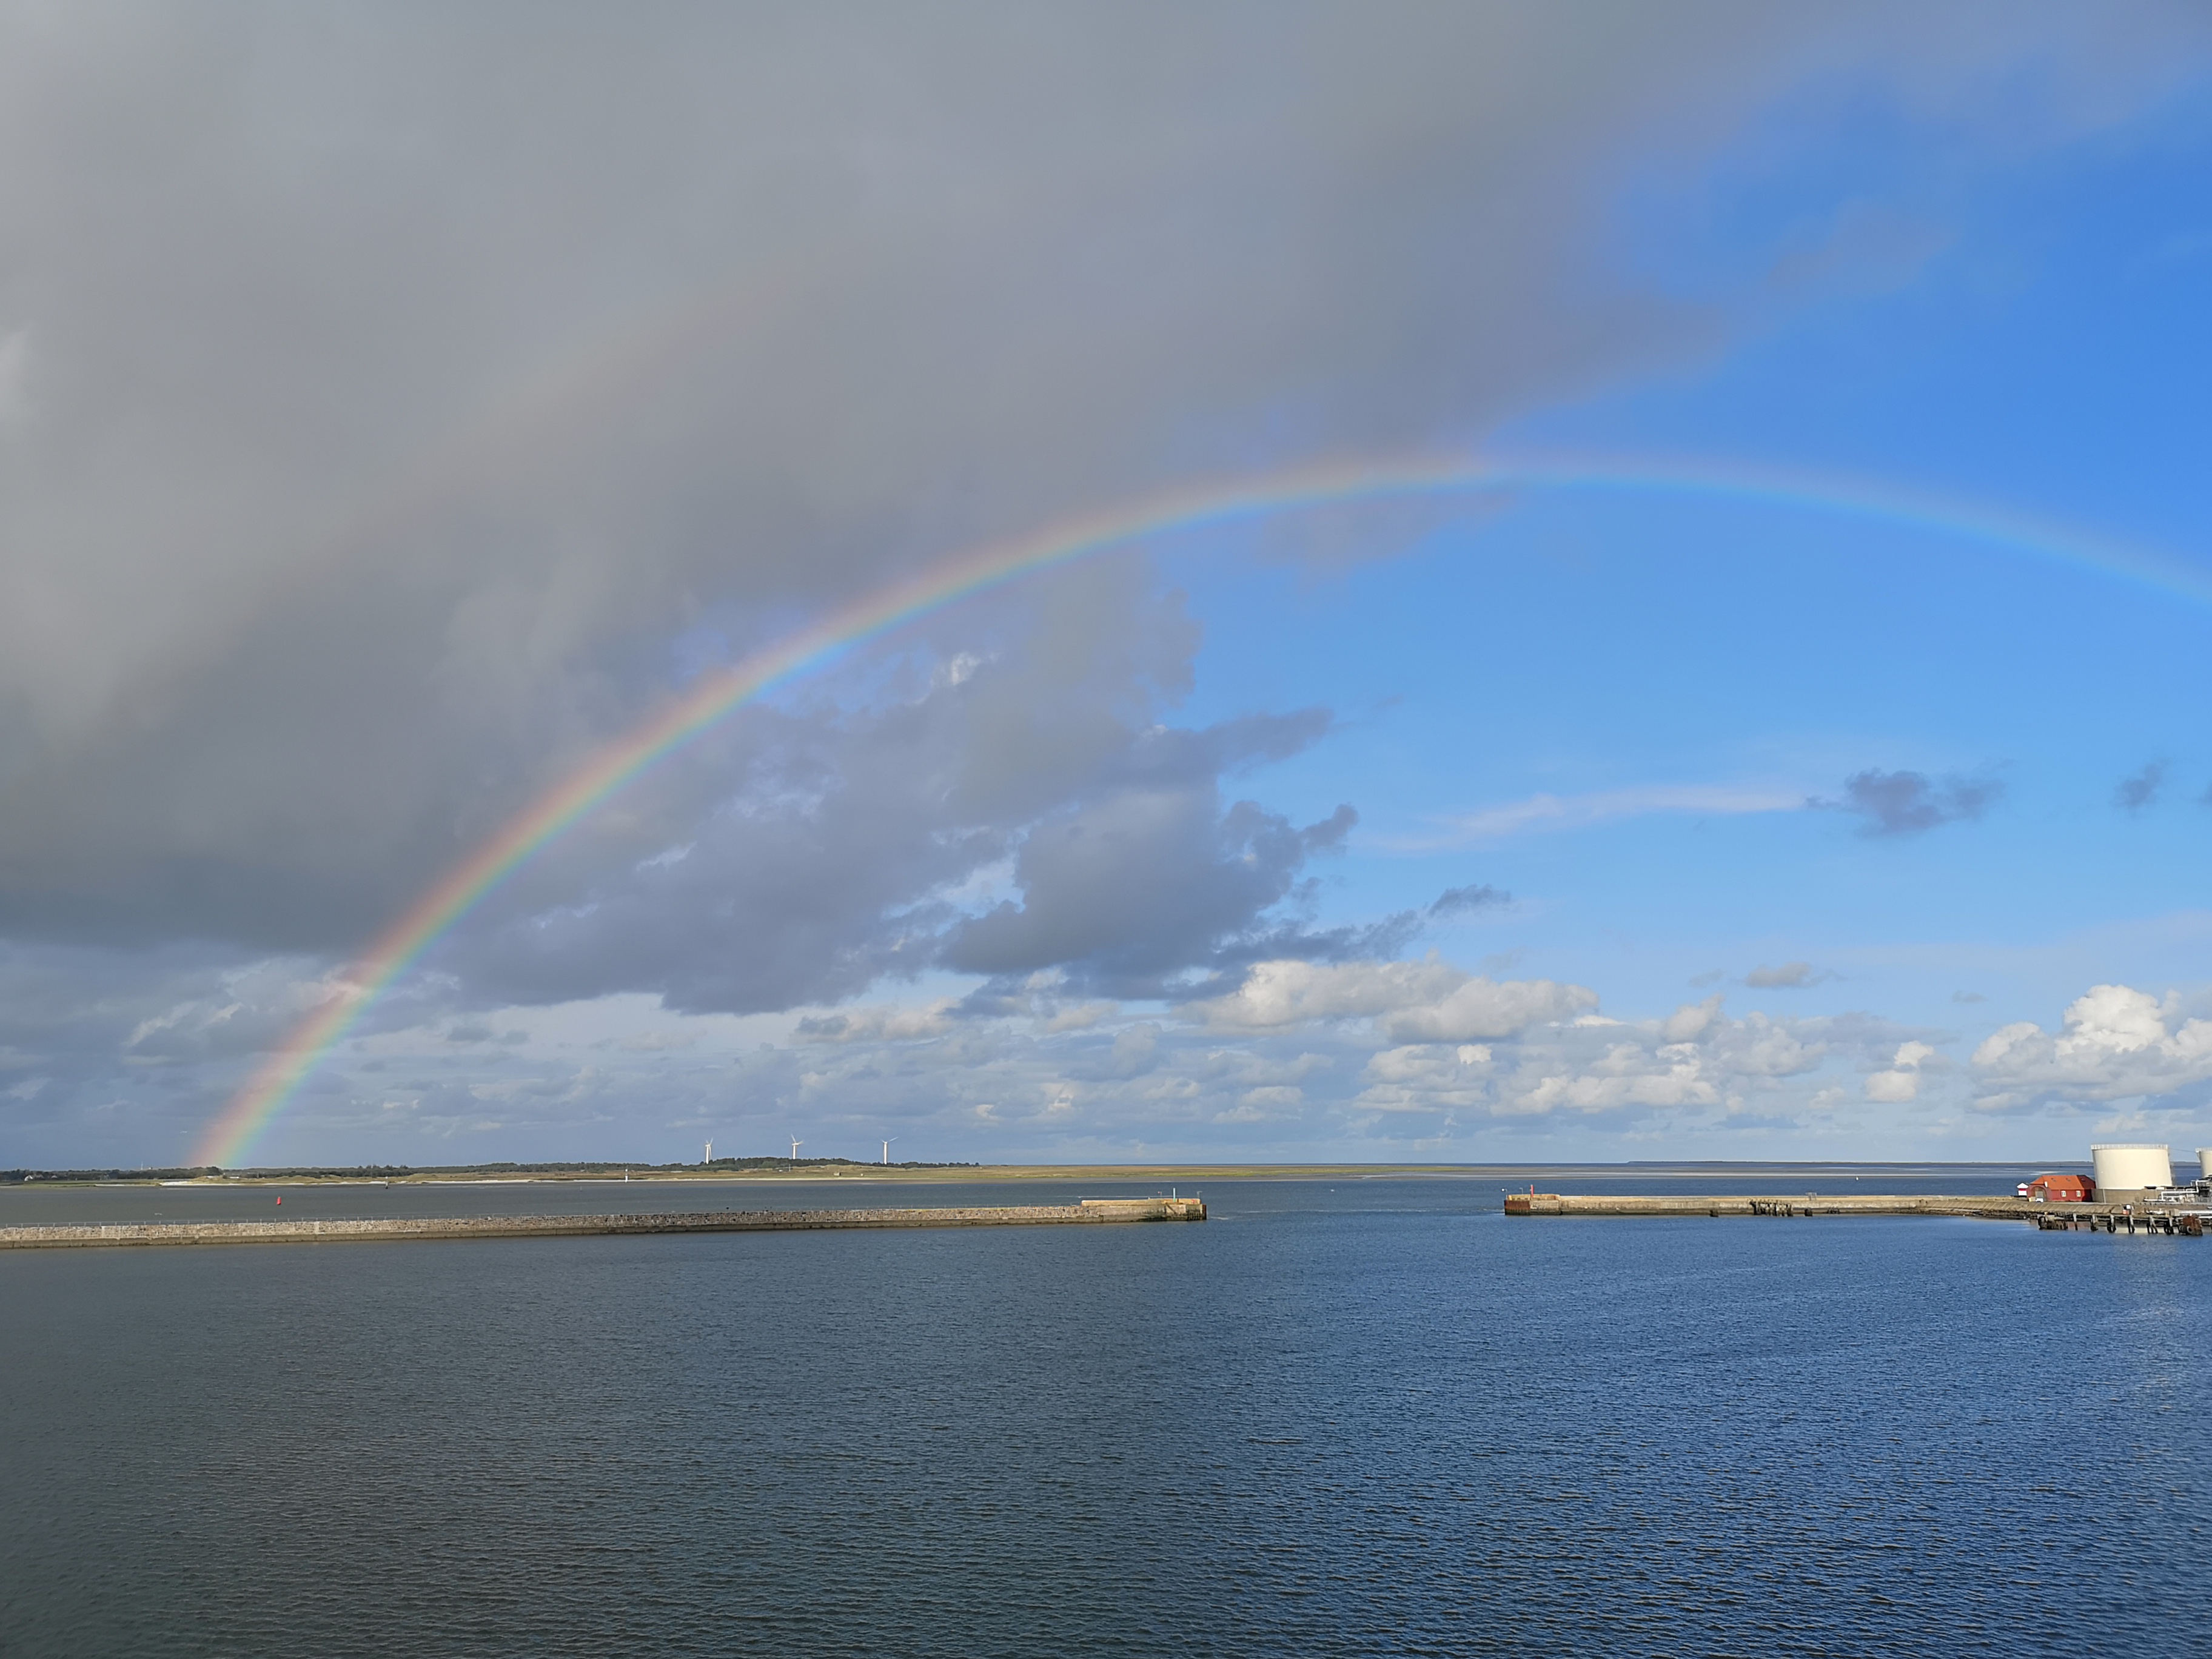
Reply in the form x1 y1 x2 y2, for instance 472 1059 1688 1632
1163 73 2212 1107
3 8 2210 1169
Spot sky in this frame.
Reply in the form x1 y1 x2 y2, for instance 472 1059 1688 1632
4 2 2211 1170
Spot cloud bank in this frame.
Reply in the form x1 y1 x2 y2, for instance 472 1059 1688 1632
2 4 2208 1164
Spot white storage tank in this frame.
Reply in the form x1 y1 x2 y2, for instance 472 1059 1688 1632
2199 1148 2212 1182
2091 1143 2172 1195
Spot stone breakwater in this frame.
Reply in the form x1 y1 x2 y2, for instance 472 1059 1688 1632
0 1196 1207 1250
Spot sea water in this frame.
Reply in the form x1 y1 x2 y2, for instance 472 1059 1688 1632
2 1175 2204 1655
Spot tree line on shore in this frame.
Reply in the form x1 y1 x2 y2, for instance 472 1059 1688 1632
2 1156 977 1184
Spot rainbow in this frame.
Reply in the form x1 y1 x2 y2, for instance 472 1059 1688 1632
192 451 2211 1166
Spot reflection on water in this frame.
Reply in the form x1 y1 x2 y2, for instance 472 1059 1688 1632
2 1178 2204 1656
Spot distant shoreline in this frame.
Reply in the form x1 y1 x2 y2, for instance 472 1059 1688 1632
1 1157 2071 1190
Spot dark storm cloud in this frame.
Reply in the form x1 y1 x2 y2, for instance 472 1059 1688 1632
2113 760 2166 813
1811 769 2004 837
9 2 2176 954
0 940 320 1165
0 3 1726 948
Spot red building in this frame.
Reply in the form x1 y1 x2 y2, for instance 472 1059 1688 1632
2019 1173 2094 1202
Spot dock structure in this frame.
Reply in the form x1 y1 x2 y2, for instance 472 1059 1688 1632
0 1196 1206 1251
1503 1192 2203 1232
1506 1192 2034 1219
2031 1207 2203 1235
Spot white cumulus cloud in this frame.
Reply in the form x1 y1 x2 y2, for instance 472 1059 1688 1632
1661 996 1723 1042
793 1000 958 1044
1864 1040 1935 1103
1974 984 2212 1110
1189 957 1595 1040
1384 976 1601 1042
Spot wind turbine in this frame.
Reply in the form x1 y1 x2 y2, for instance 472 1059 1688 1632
881 1137 897 1165
703 1139 712 1165
789 1135 803 1162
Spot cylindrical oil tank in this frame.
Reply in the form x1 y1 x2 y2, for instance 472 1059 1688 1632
2091 1144 2172 1193
2199 1148 2212 1182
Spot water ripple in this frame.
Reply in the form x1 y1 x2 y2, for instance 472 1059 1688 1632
1 1182 2205 1655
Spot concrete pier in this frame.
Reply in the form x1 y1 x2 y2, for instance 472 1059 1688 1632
0 1196 1207 1250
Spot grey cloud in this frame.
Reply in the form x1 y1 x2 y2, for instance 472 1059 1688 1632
1104 712 1335 791
3 6 2208 1162
1067 1025 1164 1083
794 1004 957 1045
1429 884 1511 917
1 5 2183 954
942 796 1357 995
0 4 1725 949
1812 769 2003 837
0 941 316 1165
443 569 1345 1014
2114 760 2166 813
1743 961 1835 989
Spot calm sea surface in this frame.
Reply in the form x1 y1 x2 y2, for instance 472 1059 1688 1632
2 1172 2204 1656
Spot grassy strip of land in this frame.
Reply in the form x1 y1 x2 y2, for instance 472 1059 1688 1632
3 1158 2048 1188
